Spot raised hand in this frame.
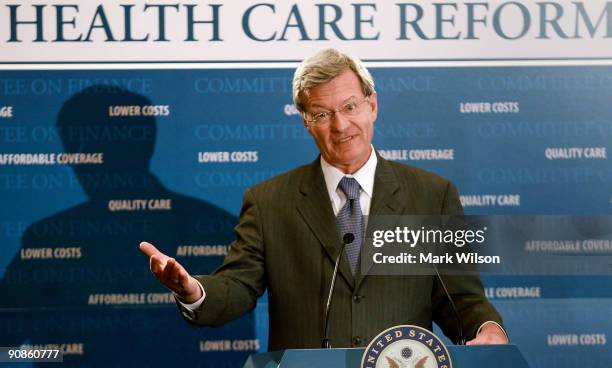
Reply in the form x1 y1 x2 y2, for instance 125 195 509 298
139 241 203 303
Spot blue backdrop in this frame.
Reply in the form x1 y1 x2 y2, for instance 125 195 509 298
1 66 611 366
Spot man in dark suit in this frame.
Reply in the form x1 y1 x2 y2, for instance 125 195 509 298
140 48 508 348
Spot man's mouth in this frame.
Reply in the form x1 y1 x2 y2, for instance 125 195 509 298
336 135 354 144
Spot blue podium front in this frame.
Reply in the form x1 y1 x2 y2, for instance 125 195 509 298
243 345 530 368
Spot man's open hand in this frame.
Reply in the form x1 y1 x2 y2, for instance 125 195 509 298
139 241 203 303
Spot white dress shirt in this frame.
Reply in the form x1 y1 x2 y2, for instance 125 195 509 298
320 147 377 217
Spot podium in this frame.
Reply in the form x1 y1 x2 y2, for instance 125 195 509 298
243 345 530 368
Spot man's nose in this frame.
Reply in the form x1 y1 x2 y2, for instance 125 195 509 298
329 111 350 132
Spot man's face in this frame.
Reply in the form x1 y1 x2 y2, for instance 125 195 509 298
302 69 377 174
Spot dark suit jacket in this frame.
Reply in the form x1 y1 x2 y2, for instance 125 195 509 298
180 154 503 350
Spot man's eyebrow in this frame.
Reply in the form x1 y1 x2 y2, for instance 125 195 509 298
308 96 359 110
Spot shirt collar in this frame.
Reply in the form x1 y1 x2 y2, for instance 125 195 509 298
320 147 377 199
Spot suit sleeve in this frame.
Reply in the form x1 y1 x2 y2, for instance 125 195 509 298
178 188 266 327
431 180 504 343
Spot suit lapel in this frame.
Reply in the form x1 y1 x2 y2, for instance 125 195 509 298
355 154 409 290
296 158 355 289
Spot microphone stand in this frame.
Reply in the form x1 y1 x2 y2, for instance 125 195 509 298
322 233 354 349
432 263 466 345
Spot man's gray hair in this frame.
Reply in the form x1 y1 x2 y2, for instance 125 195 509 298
292 48 375 114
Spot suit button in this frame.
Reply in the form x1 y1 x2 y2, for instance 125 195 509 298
352 295 363 303
352 337 362 346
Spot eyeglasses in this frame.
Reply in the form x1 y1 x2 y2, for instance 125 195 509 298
304 97 370 126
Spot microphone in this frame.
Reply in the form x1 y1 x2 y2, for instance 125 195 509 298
432 263 466 345
321 232 355 349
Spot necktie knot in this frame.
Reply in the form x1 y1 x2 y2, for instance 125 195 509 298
338 176 360 200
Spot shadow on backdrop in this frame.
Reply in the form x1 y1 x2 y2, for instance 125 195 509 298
0 85 256 367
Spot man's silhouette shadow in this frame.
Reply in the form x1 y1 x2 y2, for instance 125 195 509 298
0 86 256 367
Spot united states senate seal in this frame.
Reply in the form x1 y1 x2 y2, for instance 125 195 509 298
361 325 452 368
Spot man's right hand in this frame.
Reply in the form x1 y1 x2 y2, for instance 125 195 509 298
139 241 203 304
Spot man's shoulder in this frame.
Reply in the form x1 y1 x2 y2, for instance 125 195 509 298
383 158 452 190
246 157 455 195
247 161 315 197
383 158 462 214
